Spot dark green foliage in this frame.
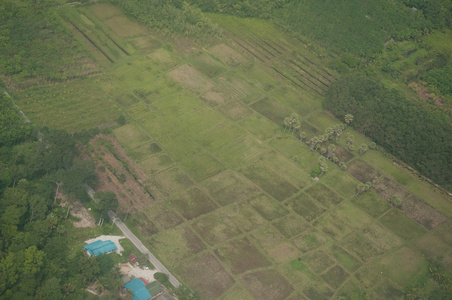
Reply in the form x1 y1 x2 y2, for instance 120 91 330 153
423 63 452 96
109 0 222 40
404 0 452 29
0 93 31 146
324 74 452 189
189 0 287 18
154 272 172 289
116 115 126 126
94 191 118 216
96 254 115 276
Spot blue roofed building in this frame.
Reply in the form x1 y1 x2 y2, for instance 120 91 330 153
124 278 152 300
83 240 118 256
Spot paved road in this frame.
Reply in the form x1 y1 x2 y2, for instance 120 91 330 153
108 210 181 288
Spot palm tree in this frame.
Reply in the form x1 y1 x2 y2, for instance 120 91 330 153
347 144 354 152
336 129 342 141
369 142 376 149
327 144 336 158
283 117 291 132
346 135 354 145
320 147 327 155
345 114 354 125
359 143 368 154
310 136 319 151
299 132 307 142
339 162 347 170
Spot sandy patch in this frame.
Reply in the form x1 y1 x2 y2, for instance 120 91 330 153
84 235 125 255
119 263 158 283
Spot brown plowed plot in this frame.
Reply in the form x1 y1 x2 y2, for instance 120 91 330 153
143 202 183 230
267 242 300 264
251 224 286 249
242 270 294 300
373 177 410 201
346 160 380 183
291 229 329 253
209 43 248 67
174 253 234 299
321 265 349 289
224 202 266 232
170 187 218 220
305 183 344 209
215 237 271 275
249 194 289 221
287 192 326 222
168 64 213 94
201 170 260 206
400 195 448 229
130 211 159 236
334 146 354 162
90 136 154 210
192 210 242 246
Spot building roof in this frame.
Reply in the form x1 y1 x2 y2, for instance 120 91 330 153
83 240 118 256
124 278 152 300
128 254 139 263
146 281 164 297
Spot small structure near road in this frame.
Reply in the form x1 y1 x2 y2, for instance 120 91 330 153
84 240 117 256
124 278 152 300
128 253 139 264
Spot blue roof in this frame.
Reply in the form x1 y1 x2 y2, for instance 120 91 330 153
83 240 117 256
124 278 152 300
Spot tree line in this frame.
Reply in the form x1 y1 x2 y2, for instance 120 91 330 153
324 74 452 190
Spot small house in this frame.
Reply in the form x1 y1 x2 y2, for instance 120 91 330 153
83 240 118 256
124 278 152 300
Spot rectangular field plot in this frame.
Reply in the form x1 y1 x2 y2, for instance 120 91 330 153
128 142 162 161
151 91 205 122
143 202 183 230
172 107 227 140
238 113 280 141
88 3 122 20
208 43 248 67
346 159 381 183
224 202 266 232
250 224 285 249
190 52 228 78
139 153 173 175
361 223 403 252
341 233 383 262
251 97 293 124
379 209 428 241
214 135 268 169
217 75 264 104
193 210 242 246
153 167 194 196
174 253 235 300
287 192 326 222
138 111 174 139
273 213 311 239
248 194 289 221
179 152 224 182
351 191 391 218
170 187 218 220
113 123 151 149
291 229 329 253
217 100 254 121
218 284 254 300
149 226 205 263
270 86 320 117
14 80 120 132
215 237 271 275
306 110 339 130
321 265 350 289
240 161 299 202
400 195 448 230
103 15 148 38
197 123 247 152
321 169 361 199
127 35 161 55
241 270 294 300
201 170 260 207
168 64 213 94
147 48 178 69
305 183 344 208
330 245 362 273
157 132 202 162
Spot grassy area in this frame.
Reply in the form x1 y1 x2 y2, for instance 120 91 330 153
14 3 452 299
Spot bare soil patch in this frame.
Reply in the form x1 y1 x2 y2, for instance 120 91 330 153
168 65 213 94
334 146 354 162
400 195 448 229
174 252 234 299
346 160 380 183
251 224 285 249
71 200 96 228
267 242 300 264
242 270 294 300
193 210 242 246
171 187 218 220
143 203 183 230
321 265 349 289
209 43 247 67
373 177 409 201
215 237 271 275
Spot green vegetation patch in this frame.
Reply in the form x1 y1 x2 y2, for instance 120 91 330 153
193 210 242 246
351 191 391 218
138 111 174 139
300 250 335 274
248 194 289 221
321 169 361 198
190 52 227 78
241 270 294 300
143 202 183 230
291 229 329 253
241 161 299 202
129 211 159 236
336 279 367 300
218 283 255 300
129 142 161 161
342 233 382 262
372 247 427 287
321 265 349 289
433 222 452 246
103 15 148 38
153 167 194 196
224 202 266 232
287 192 326 222
174 252 235 300
414 233 452 260
238 113 279 141
303 283 334 300
330 245 361 273
151 90 205 123
88 3 123 20
305 183 344 209
170 187 218 220
215 237 271 274
140 154 173 175
217 99 254 121
208 43 248 67
267 136 309 159
197 123 247 153
157 132 202 162
179 152 224 182
372 280 403 299
201 169 260 206
215 134 268 168
250 224 286 249
251 96 293 123
379 209 428 241
168 64 214 94
361 223 403 253
273 213 311 239
173 107 227 140
355 265 382 289
149 226 205 262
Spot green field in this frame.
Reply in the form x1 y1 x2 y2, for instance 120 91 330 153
12 3 452 299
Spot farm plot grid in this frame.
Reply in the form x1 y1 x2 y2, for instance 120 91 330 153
15 3 452 299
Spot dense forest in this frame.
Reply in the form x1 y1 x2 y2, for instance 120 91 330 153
0 91 123 299
324 74 452 190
